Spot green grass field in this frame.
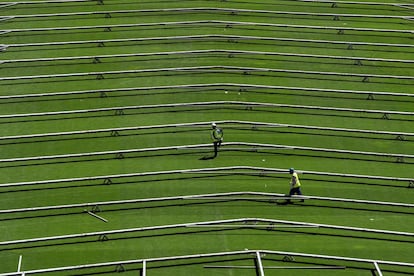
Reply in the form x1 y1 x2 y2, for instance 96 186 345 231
0 0 413 275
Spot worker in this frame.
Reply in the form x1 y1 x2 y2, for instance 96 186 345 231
287 168 304 203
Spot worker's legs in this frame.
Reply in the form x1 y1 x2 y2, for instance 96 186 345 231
287 187 303 203
289 187 300 196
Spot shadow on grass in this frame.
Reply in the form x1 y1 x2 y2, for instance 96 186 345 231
0 174 220 193
0 128 205 146
0 146 412 174
0 228 232 252
1 195 412 224
0 150 220 171
0 165 409 197
70 256 256 276
0 199 237 222
0 87 221 105
1 222 412 255
232 127 414 142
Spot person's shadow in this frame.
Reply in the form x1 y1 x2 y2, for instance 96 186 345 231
199 155 215 160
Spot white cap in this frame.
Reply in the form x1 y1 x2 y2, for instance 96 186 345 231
212 122 216 127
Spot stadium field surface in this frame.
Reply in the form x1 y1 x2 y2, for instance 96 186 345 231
0 0 413 275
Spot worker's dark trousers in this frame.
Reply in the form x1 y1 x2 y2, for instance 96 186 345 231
213 141 221 157
287 187 303 203
289 187 302 196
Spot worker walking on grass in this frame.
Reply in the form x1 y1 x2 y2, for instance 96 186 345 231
211 122 223 158
287 168 304 203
